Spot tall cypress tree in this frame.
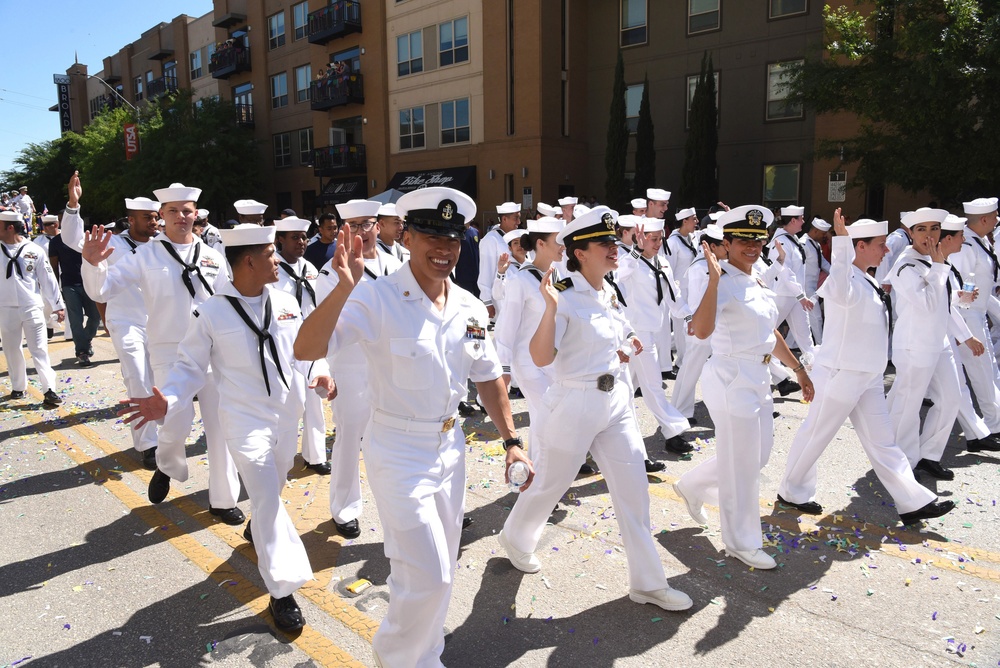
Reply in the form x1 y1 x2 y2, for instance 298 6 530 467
633 73 655 198
679 52 719 210
604 50 629 209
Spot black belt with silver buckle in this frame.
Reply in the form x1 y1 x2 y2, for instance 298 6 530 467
597 374 615 392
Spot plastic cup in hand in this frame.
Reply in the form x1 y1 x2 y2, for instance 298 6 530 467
508 461 529 492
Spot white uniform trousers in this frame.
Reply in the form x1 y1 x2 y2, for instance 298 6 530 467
106 319 158 453
0 305 56 393
631 329 690 441
808 300 824 345
363 418 465 668
778 366 935 515
328 363 370 524
233 430 313 599
670 316 688 369
955 312 1000 433
676 357 773 553
655 322 674 372
773 295 816 357
152 361 241 509
954 338 991 441
503 373 671 594
887 346 961 466
671 336 711 418
299 387 328 466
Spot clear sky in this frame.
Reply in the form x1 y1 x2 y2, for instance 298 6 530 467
0 0 214 176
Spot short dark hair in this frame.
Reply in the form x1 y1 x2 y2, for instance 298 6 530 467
939 229 961 240
4 219 26 235
318 213 337 225
225 242 268 268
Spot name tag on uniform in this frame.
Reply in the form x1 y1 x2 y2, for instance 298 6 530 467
466 317 485 340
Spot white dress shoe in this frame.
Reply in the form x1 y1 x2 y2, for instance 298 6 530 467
672 481 708 525
629 587 693 611
498 530 541 573
725 547 776 570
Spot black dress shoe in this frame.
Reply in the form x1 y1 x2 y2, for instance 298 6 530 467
210 506 246 525
269 594 305 631
664 435 694 454
661 370 676 380
634 387 643 398
47 327 54 339
148 469 170 504
462 516 473 530
967 436 1000 453
775 379 801 396
509 387 524 399
899 500 956 525
9 390 26 400
458 401 477 417
644 459 666 473
42 390 62 408
578 462 595 475
141 447 158 471
776 494 823 515
334 518 361 539
76 353 93 367
688 417 698 425
244 520 253 544
914 459 954 481
305 461 332 475
922 398 935 408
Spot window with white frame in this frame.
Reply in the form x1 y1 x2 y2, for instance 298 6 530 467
439 17 469 67
294 65 311 103
271 72 288 108
766 60 804 120
397 31 423 76
688 0 720 34
298 128 313 165
399 107 425 150
268 12 286 50
292 1 309 40
620 0 647 47
134 76 144 101
686 71 720 127
762 163 800 208
190 49 203 79
441 98 470 145
769 0 807 19
625 83 643 133
274 132 292 168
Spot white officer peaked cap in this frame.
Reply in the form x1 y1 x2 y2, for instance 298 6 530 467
942 214 967 231
396 187 476 239
124 197 159 212
557 206 618 246
526 216 564 233
274 216 311 233
810 217 831 231
557 196 578 206
847 219 889 239
900 207 949 228
536 202 559 217
718 205 774 238
503 229 528 244
197 208 210 220
234 199 268 215
780 205 805 217
639 217 665 233
41 214 60 223
631 198 647 209
376 203 398 218
0 210 22 222
219 223 276 247
153 183 201 204
703 224 725 242
573 204 592 218
646 188 671 201
963 197 998 215
616 214 640 229
675 207 697 221
336 199 381 220
496 202 520 215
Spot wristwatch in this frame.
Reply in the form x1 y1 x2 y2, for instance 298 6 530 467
502 437 523 451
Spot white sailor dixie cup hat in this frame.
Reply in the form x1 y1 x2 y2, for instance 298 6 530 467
718 205 774 239
557 206 618 245
219 223 276 247
196 208 210 220
900 208 949 228
616 214 641 229
630 198 647 209
780 205 805 217
536 202 559 217
153 183 202 204
942 214 968 231
810 217 831 231
274 217 311 233
503 229 528 244
0 211 23 222
234 199 268 215
963 197 998 215
675 207 697 220
847 219 889 239
396 187 477 239
41 214 59 223
124 197 160 212
702 224 725 242
526 216 564 233
376 203 398 218
557 196 578 206
639 217 665 233
496 202 520 215
336 199 381 220
646 188 670 201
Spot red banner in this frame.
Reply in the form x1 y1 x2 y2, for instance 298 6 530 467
124 123 139 161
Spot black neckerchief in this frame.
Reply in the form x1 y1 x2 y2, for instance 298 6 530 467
971 236 999 282
224 294 288 397
778 230 807 264
604 273 627 307
2 243 26 280
521 263 545 282
280 261 316 307
860 271 892 338
912 257 951 311
672 231 696 256
160 240 213 299
807 237 823 272
362 256 389 281
121 234 138 251
639 254 676 305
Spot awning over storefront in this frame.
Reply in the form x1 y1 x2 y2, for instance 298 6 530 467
316 175 368 206
386 166 477 199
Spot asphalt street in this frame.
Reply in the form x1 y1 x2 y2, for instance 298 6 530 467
1 329 999 667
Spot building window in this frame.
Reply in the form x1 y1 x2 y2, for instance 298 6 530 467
763 164 800 209
688 0 720 34
134 76 144 101
769 0 807 19
766 60 804 120
274 133 292 168
441 98 470 145
190 50 203 79
268 12 286 50
292 1 309 40
294 65 312 103
686 72 720 128
397 31 423 77
89 96 106 120
625 83 643 133
439 17 469 67
271 72 288 109
146 71 154 85
331 46 361 74
399 107 425 150
298 128 313 165
620 0 647 47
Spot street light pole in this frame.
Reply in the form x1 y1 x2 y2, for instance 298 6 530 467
73 72 139 118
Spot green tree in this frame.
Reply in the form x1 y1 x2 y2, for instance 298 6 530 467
73 105 142 222
633 73 656 198
1 135 77 217
604 50 629 210
678 52 718 210
792 0 1000 203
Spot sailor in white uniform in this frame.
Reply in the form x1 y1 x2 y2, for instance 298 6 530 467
766 205 816 360
477 201 522 320
800 217 832 344
375 202 410 263
664 207 701 370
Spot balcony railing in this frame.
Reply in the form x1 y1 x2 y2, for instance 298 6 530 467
210 46 251 79
147 75 178 99
313 144 366 176
235 103 254 128
307 1 362 45
310 73 364 111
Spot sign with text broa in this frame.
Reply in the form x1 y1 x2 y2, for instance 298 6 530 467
124 123 139 161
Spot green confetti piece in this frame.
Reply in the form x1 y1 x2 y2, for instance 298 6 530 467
651 617 662 623
199 594 209 600
962 523 973 528
866 589 874 596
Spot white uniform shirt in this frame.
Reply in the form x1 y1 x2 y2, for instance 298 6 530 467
0 240 64 310
550 274 634 381
944 262 974 344
801 234 831 295
328 263 501 420
664 230 700 300
617 246 691 332
493 263 550 371
476 227 507 307
11 194 33 220
767 229 809 297
887 247 951 353
491 261 521 309
950 228 1000 314
377 238 410 264
709 262 779 357
275 256 321 317
34 234 55 256
875 227 911 286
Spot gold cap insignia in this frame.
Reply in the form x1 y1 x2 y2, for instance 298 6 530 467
441 201 455 221
747 209 764 227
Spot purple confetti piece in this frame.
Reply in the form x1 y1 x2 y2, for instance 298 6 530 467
63 624 71 630
899 545 907 551
568 628 575 634
930 575 939 580
11 658 32 666
552 547 559 551
593 638 599 646
932 611 938 620
915 558 921 563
